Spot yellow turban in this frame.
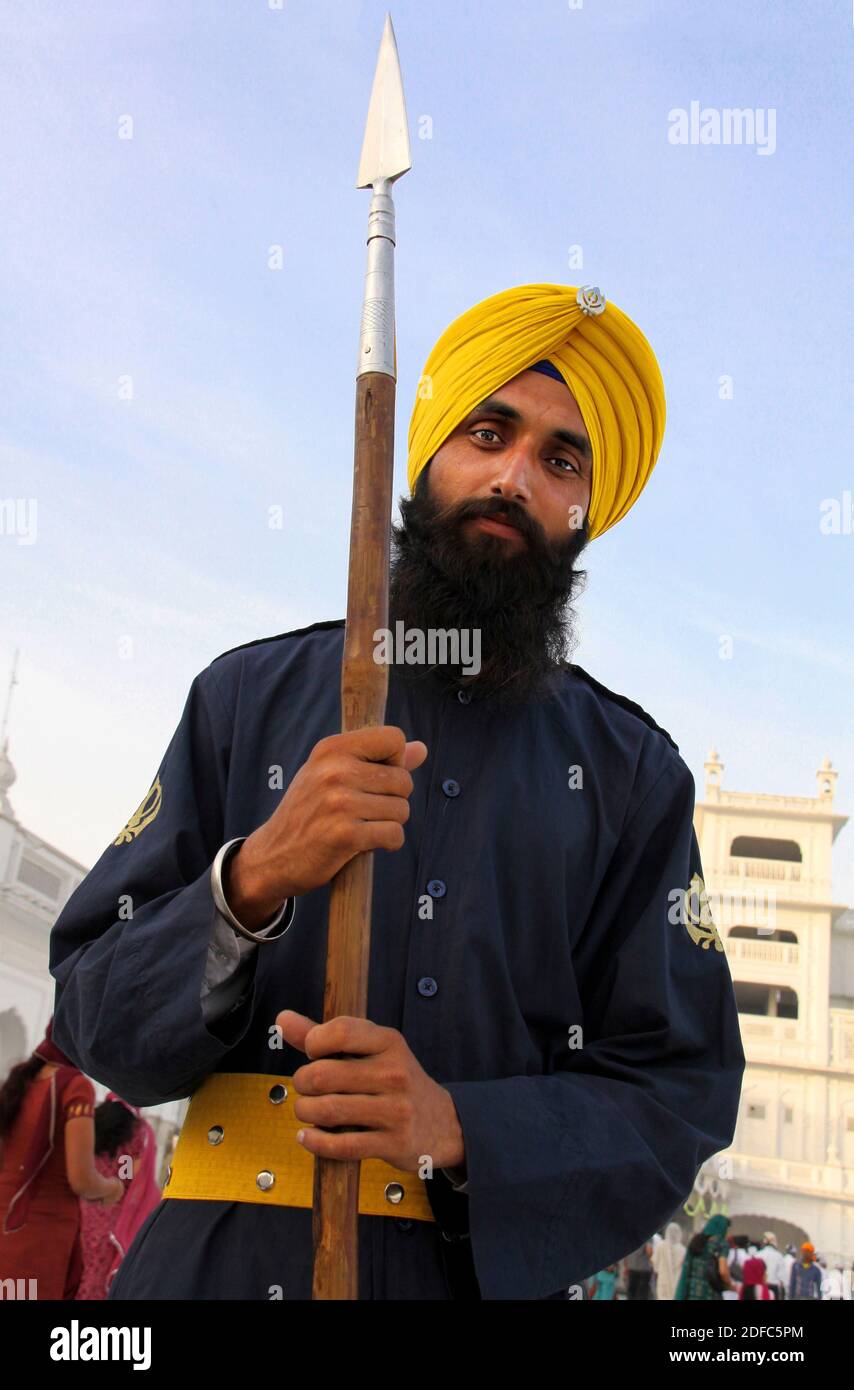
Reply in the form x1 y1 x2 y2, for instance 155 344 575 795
406 283 666 541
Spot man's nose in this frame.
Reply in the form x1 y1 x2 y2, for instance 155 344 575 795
488 447 535 503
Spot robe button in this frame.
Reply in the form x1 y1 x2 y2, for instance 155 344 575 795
384 1181 405 1205
394 1218 414 1233
457 689 472 704
426 879 446 898
417 976 438 998
256 1170 275 1192
442 779 460 798
207 1125 224 1146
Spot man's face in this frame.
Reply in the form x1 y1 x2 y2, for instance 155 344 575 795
387 369 592 706
427 368 592 550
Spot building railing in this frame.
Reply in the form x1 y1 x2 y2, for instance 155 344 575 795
736 1010 854 1069
727 1151 854 1198
706 790 826 811
724 938 800 967
730 858 801 881
705 859 832 901
737 1016 805 1064
739 1016 799 1042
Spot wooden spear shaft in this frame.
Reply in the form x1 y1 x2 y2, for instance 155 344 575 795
311 14 411 1301
311 373 395 1300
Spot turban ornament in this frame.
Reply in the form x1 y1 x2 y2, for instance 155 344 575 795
407 283 666 541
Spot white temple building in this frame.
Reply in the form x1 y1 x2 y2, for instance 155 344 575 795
695 750 853 1266
0 714 186 1183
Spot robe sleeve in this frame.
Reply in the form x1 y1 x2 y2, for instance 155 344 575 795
442 751 745 1301
199 924 261 1030
200 903 292 1025
49 665 264 1106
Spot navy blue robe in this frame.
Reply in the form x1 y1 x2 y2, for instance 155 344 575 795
49 619 745 1299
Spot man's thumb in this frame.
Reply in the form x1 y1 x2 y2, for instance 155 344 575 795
403 739 428 771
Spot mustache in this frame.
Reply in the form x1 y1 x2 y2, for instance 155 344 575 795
434 495 546 546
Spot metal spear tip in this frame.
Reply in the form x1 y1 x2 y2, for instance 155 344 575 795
356 12 412 189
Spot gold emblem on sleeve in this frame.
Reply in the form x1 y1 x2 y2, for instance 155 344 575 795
114 776 163 845
683 872 724 952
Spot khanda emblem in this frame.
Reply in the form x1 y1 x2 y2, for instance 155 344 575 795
114 776 162 845
682 872 724 952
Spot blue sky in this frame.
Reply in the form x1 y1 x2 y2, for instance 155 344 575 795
1 0 852 902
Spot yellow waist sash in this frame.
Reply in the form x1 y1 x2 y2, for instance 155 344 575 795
162 1072 435 1223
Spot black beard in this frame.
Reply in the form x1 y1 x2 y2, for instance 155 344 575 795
386 463 590 706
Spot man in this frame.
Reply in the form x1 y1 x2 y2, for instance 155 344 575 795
49 282 745 1300
789 1242 823 1301
783 1241 798 1292
757 1230 787 1301
624 1240 654 1301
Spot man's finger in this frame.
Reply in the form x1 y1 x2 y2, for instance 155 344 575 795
296 1124 391 1165
293 1093 395 1130
276 1009 319 1053
302 1015 395 1060
292 1057 384 1096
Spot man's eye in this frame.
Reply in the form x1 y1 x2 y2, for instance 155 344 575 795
549 457 581 476
471 427 502 444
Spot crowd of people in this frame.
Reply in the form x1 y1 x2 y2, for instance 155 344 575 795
587 1215 852 1300
0 1018 162 1299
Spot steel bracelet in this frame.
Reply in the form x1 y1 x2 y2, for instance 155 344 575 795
211 837 295 944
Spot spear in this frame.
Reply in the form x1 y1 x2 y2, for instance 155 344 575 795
311 12 412 1301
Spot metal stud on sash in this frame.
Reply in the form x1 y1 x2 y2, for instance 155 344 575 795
384 1182 405 1205
268 1084 288 1104
207 1125 224 1146
256 1171 275 1192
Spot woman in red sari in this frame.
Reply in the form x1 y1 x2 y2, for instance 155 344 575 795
0 1018 124 1299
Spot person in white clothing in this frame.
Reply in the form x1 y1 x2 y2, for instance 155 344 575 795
757 1231 787 1301
651 1222 686 1300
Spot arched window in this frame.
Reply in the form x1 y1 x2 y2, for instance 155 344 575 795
729 926 798 944
734 983 798 1019
730 835 802 863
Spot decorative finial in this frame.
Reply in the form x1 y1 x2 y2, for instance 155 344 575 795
704 748 724 796
817 758 837 801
